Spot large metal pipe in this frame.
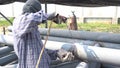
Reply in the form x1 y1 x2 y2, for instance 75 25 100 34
4 30 120 49
7 26 120 44
74 43 120 66
0 34 13 45
0 46 14 56
42 36 120 49
38 28 120 44
33 41 120 66
0 60 79 68
1 35 120 66
0 53 17 66
0 64 17 68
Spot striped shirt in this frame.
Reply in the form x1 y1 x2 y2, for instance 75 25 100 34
13 10 53 68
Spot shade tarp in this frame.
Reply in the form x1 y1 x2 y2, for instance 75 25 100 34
0 0 120 7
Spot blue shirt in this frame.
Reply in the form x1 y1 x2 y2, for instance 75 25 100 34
13 10 52 68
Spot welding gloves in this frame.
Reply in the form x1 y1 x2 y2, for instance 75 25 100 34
57 49 75 62
47 12 56 20
41 12 55 23
47 12 59 24
57 44 78 62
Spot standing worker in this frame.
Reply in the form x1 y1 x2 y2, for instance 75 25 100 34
12 0 51 67
12 0 75 68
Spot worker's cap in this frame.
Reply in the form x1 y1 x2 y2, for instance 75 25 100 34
22 0 41 13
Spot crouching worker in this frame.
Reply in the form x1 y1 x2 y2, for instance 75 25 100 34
12 0 76 68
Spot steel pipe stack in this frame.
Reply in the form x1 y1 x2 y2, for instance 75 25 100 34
0 53 17 66
5 27 120 68
0 46 13 55
7 27 120 49
42 36 120 49
0 34 13 45
0 35 120 67
74 43 120 66
38 28 120 44
0 45 17 66
7 26 120 44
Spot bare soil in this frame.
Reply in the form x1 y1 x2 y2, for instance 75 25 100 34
0 27 9 35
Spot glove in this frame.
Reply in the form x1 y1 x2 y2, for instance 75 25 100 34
41 20 47 24
61 44 76 52
41 12 57 24
52 14 59 24
47 12 60 24
57 49 75 62
61 44 78 59
47 12 56 20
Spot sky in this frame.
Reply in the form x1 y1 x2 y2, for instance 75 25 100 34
0 2 120 18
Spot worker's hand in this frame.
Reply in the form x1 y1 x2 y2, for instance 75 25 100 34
60 44 78 59
47 12 56 20
61 44 76 52
57 49 75 62
52 14 59 24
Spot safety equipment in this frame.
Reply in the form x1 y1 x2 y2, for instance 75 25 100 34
57 49 75 62
47 13 60 24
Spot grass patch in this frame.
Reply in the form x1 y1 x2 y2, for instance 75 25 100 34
39 21 68 29
0 17 14 26
78 23 120 33
39 22 120 33
0 18 120 33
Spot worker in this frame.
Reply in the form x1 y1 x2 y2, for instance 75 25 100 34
12 0 75 68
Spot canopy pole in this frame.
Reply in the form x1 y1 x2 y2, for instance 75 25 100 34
45 2 48 28
0 12 12 25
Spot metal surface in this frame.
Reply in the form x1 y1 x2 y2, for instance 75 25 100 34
0 35 120 67
0 64 17 68
0 34 13 45
0 60 80 68
0 46 13 56
41 36 120 49
74 43 120 66
0 53 17 66
39 28 120 44
0 35 120 66
7 27 120 44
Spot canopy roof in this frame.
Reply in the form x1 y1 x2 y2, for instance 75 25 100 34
0 0 120 7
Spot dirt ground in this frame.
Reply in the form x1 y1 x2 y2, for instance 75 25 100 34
0 27 3 34
0 27 10 35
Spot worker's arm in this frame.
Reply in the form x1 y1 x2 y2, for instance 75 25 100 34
13 10 47 37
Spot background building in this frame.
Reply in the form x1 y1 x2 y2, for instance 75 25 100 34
0 2 120 24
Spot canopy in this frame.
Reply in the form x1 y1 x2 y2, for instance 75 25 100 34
0 0 120 7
